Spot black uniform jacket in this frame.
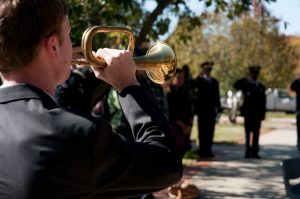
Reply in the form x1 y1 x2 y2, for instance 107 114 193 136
291 78 300 110
0 84 182 199
194 76 221 117
234 78 266 120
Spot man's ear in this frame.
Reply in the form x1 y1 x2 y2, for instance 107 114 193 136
44 35 60 55
52 44 59 52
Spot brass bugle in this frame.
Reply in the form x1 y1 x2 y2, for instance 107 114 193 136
71 26 177 84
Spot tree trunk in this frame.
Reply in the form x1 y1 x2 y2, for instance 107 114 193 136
135 0 174 47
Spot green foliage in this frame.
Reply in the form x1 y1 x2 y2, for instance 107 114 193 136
168 12 298 94
67 0 276 47
203 0 276 19
67 0 143 44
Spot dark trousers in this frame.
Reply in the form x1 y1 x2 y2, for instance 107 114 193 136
244 117 262 155
296 111 300 143
197 114 216 156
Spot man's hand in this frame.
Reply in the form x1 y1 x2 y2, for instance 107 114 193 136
90 48 139 92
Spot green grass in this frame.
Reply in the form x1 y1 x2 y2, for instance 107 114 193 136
214 123 244 144
183 119 244 163
190 119 244 146
266 111 295 118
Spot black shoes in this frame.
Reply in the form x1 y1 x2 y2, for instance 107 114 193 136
244 151 261 159
198 151 216 159
251 154 261 159
244 153 251 158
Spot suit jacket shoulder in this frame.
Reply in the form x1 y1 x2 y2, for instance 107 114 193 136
0 84 182 199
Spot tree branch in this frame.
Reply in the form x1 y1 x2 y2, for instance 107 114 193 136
135 0 174 47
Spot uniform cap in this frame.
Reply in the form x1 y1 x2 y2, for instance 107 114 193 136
200 61 214 70
248 65 261 73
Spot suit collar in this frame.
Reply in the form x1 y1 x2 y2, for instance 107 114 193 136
0 84 58 108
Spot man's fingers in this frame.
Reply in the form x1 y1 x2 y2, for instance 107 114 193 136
96 48 112 64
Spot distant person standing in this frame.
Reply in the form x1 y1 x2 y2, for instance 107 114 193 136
182 64 197 114
167 69 193 158
234 66 266 158
194 61 221 159
290 77 300 150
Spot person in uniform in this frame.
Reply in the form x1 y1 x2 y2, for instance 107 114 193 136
194 61 221 159
234 66 266 158
290 77 300 152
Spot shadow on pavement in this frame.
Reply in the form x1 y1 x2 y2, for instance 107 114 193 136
196 144 299 199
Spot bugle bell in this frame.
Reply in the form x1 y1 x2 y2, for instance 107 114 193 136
71 26 177 84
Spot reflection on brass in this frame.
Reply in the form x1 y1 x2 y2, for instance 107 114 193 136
72 26 177 84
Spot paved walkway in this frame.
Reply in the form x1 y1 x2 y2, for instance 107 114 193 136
155 116 299 199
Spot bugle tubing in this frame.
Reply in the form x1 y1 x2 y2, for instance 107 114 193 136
72 26 177 84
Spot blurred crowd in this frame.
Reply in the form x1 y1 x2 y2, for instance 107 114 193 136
51 44 272 160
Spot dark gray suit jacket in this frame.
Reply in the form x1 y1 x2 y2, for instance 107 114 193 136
0 84 182 199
